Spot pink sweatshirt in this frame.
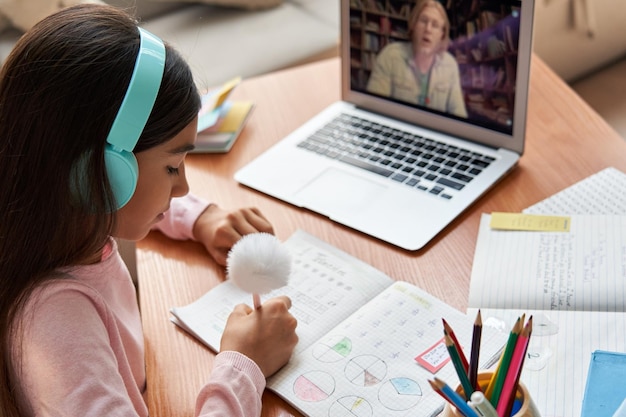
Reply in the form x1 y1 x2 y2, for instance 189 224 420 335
11 194 266 417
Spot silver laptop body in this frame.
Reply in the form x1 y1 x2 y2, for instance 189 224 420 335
235 0 535 250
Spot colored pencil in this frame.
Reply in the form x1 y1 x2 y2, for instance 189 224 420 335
503 316 533 417
487 316 523 406
443 318 470 372
468 309 483 391
445 333 474 400
496 316 533 417
428 378 453 404
485 316 523 400
432 378 480 417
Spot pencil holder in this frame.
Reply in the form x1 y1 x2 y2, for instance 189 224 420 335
441 370 540 417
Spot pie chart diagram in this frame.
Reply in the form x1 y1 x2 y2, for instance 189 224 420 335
378 377 422 411
293 371 335 402
312 335 352 362
344 355 387 387
328 396 373 417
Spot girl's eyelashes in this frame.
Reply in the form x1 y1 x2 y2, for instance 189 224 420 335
167 166 180 176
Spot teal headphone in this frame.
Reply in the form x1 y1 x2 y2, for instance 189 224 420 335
104 27 165 210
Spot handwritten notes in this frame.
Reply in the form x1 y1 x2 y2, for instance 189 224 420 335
416 338 450 373
467 168 626 417
469 214 626 312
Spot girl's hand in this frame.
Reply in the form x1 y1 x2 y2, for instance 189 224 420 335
193 205 274 266
220 295 298 377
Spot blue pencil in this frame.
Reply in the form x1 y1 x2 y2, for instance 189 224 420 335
432 378 480 417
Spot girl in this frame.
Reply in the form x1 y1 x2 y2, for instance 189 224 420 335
0 4 298 416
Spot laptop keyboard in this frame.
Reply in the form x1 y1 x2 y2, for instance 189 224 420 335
296 113 495 200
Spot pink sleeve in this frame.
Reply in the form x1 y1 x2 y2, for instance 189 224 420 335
153 194 212 241
195 351 266 417
15 284 147 416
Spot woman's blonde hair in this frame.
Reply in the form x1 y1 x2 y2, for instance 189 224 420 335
407 0 451 54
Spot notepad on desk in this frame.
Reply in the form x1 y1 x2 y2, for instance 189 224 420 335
192 76 254 153
467 167 626 417
468 213 626 415
170 230 508 417
469 213 626 312
195 100 254 153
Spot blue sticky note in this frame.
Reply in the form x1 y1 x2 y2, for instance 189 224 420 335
581 350 626 417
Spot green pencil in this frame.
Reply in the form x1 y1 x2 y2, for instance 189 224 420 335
489 316 523 407
445 334 474 400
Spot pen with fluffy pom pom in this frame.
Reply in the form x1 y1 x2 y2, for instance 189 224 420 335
226 233 292 309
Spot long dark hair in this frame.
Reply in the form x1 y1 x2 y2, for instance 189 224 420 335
0 4 200 415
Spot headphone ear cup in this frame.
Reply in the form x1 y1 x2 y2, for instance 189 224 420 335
104 144 138 210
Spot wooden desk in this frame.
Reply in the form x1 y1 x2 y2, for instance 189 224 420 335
137 56 626 417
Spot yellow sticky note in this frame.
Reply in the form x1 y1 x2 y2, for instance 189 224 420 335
213 76 242 109
218 101 253 132
489 212 571 232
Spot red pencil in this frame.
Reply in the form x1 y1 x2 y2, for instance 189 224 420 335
428 378 451 403
442 318 469 373
496 316 533 417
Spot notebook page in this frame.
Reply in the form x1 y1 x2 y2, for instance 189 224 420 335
468 213 626 312
524 167 626 215
268 281 508 417
473 308 626 417
171 230 393 354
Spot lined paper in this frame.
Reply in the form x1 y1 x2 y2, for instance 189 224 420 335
467 167 626 417
469 214 626 312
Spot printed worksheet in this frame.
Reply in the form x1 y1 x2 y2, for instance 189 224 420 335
171 230 393 354
269 281 507 417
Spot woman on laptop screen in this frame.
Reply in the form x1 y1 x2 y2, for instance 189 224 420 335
366 0 467 118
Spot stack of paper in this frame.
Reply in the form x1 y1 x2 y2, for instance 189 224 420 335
194 76 254 153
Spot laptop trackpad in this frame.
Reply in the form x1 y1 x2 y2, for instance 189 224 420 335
294 168 387 215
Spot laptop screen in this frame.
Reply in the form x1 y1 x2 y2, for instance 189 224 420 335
344 0 531 150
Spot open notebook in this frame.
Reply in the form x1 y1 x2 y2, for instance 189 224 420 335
235 0 535 250
171 230 508 417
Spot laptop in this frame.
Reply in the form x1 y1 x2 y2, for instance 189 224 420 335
235 0 535 251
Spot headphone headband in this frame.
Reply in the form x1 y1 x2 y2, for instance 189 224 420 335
106 27 165 151
102 27 165 210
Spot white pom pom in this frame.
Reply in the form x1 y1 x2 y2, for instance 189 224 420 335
226 233 291 295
